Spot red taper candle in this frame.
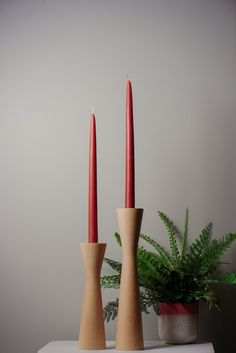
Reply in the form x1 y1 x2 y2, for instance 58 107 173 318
125 80 135 208
88 112 98 243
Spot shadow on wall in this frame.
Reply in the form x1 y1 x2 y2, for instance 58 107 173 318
199 286 236 353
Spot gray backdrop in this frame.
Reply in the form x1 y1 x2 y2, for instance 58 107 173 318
1 1 236 352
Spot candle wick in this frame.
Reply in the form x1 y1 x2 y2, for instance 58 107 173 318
92 105 94 114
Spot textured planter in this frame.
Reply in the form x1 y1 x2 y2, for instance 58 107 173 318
158 302 198 344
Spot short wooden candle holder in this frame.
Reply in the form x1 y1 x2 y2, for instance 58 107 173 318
115 208 144 350
79 243 106 350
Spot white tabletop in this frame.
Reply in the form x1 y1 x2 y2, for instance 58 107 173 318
38 341 214 353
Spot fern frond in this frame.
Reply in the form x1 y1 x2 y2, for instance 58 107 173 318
140 234 173 270
217 233 236 255
200 233 236 273
104 257 122 273
103 298 119 322
137 247 167 287
223 272 236 284
188 222 213 261
140 289 160 315
100 275 120 289
114 232 122 246
139 291 152 314
204 273 236 285
137 247 159 275
103 291 159 322
201 288 219 310
181 208 189 258
158 211 180 263
137 252 158 289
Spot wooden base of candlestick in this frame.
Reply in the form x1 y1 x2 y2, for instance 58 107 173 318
79 243 106 350
116 208 144 351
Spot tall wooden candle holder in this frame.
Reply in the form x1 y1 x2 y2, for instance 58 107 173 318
116 208 144 350
79 243 106 350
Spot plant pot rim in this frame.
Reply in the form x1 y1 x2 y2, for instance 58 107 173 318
160 302 198 315
159 301 199 305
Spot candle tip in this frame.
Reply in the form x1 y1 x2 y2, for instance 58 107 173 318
91 105 94 114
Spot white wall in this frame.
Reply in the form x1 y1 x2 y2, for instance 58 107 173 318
1 1 236 352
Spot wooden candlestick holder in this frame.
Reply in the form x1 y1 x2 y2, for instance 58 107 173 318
79 243 106 350
115 208 144 350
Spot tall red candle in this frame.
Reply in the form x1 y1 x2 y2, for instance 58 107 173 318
88 113 98 243
125 80 135 208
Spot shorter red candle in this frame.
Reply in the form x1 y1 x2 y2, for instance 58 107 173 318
88 113 98 243
125 80 135 208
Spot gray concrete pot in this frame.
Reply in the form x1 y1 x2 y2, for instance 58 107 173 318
158 302 198 344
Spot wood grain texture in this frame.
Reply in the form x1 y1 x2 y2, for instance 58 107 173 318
79 243 106 350
116 208 144 350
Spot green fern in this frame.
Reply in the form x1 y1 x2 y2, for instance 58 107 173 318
189 222 213 259
140 290 160 315
201 289 219 310
181 208 189 258
103 290 160 322
101 211 236 320
100 275 120 289
203 272 236 285
140 234 174 270
199 233 236 274
158 211 180 263
115 232 122 246
104 258 122 273
137 247 166 288
137 247 160 276
184 222 213 271
103 298 119 322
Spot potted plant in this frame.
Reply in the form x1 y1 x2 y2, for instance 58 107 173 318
101 210 236 344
